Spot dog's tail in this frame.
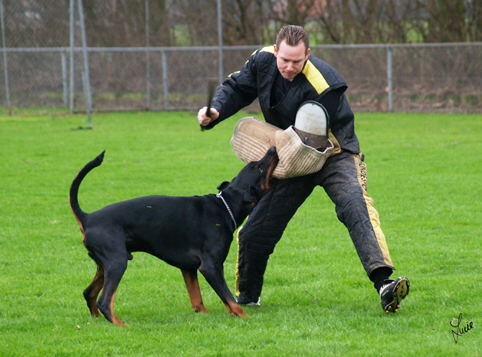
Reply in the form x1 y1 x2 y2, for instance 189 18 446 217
69 151 105 228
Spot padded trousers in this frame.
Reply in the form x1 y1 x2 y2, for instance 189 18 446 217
235 150 395 301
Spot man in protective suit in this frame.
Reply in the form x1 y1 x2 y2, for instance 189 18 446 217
197 25 410 313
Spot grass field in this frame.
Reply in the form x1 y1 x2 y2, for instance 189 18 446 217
1 110 481 356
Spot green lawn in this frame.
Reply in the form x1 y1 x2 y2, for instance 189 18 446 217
1 111 481 356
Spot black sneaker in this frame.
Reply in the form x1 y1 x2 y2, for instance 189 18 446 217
379 276 410 313
236 297 261 306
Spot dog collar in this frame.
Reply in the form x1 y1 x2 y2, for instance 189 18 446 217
216 192 237 230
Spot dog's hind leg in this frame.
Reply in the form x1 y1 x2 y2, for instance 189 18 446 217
181 269 208 313
83 261 104 317
95 258 128 326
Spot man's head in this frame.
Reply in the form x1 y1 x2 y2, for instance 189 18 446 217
274 25 310 81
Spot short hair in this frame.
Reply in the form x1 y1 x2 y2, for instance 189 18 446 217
276 25 310 51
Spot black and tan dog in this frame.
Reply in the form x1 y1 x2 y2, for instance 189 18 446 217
69 148 278 325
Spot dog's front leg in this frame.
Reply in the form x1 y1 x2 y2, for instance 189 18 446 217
181 269 208 313
199 264 249 317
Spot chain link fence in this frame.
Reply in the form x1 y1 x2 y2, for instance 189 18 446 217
0 1 481 114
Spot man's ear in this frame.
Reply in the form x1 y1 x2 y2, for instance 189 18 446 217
217 181 230 191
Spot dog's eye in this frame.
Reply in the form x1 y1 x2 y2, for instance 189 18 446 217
253 164 263 173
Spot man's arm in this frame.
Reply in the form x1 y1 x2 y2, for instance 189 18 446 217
198 49 261 130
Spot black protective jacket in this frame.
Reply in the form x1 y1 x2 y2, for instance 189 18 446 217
205 45 360 154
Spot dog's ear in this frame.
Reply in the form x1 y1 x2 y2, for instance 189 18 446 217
217 181 230 191
243 186 259 207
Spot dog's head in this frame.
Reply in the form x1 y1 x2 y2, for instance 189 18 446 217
218 146 279 209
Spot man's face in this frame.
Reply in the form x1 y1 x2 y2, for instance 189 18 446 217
274 40 310 81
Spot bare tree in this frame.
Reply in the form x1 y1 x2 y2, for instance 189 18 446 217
221 0 269 45
172 0 218 46
317 0 384 44
82 0 144 47
466 0 482 41
316 0 421 44
416 0 467 42
148 0 172 46
2 0 70 47
2 0 480 49
269 0 319 27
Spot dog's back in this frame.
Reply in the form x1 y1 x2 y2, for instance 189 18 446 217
83 194 228 270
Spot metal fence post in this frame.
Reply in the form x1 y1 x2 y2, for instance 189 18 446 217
387 46 393 112
69 0 75 113
162 49 168 108
217 0 223 82
78 0 92 128
61 51 68 107
0 0 11 109
145 0 150 109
